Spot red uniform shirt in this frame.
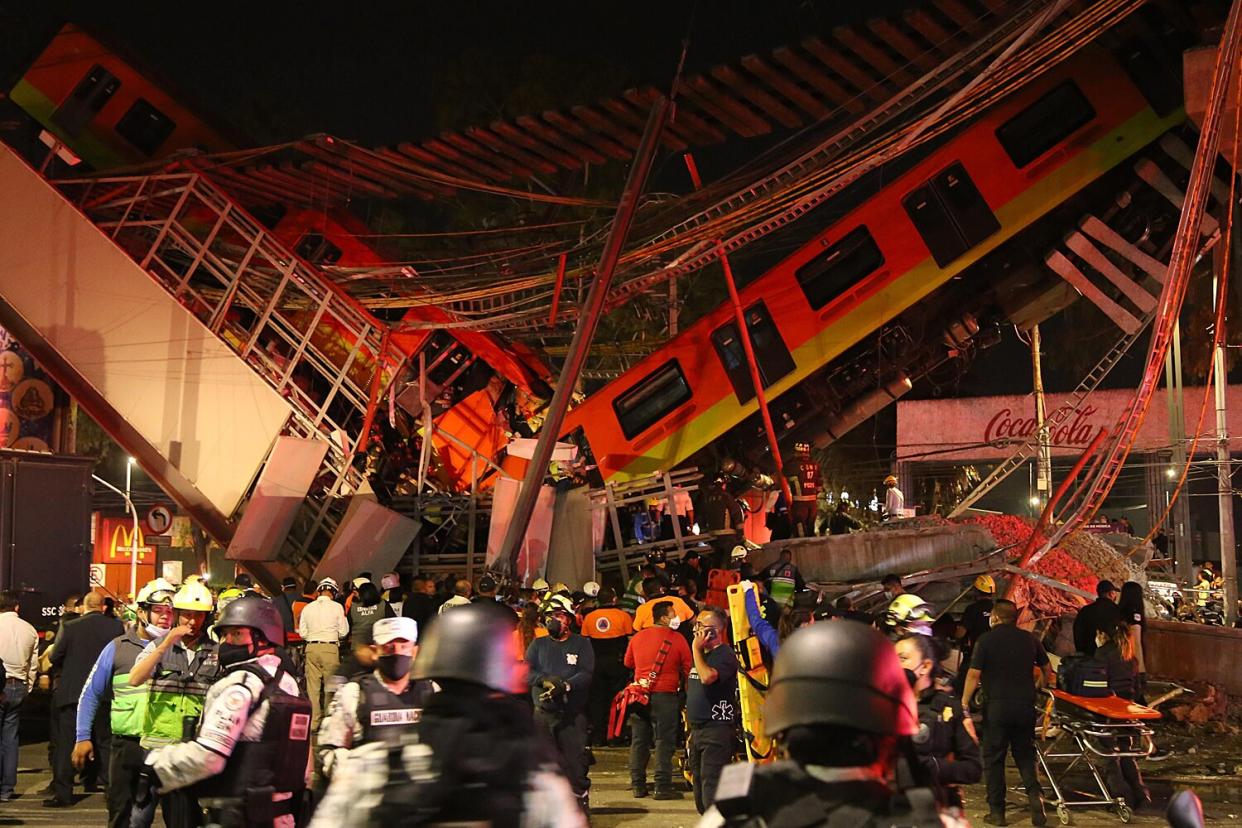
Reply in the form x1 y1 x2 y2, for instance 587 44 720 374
623 626 691 694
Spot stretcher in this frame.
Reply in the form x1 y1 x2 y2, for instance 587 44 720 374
1036 689 1159 824
726 581 774 764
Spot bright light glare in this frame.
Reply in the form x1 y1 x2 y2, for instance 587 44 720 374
1165 467 1176 479
1029 496 1041 506
127 456 136 466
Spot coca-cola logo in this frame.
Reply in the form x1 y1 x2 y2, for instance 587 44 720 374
984 404 1103 447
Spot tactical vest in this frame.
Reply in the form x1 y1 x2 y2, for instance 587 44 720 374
713 761 944 828
357 674 432 745
110 630 151 737
193 664 311 805
141 639 220 748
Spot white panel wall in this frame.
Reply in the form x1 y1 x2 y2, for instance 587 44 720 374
0 147 294 517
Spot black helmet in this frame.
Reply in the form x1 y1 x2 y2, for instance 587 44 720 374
765 620 917 738
412 602 518 693
214 595 283 646
646 549 667 565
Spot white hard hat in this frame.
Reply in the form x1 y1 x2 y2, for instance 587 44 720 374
317 577 340 593
731 545 748 560
381 573 401 590
583 581 601 598
352 577 370 588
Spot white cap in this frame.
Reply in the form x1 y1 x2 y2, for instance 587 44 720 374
583 581 601 597
381 573 400 590
352 577 370 588
372 616 418 645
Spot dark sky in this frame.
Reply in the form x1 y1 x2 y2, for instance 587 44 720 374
4 1 916 147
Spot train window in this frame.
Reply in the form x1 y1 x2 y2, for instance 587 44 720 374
295 232 343 266
612 359 693 440
711 301 796 404
903 162 999 267
995 82 1095 168
52 65 120 137
795 226 884 311
114 98 177 156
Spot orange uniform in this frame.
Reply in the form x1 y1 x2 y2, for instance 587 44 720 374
632 595 695 631
581 607 634 640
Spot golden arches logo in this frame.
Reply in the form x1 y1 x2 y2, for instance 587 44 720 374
109 524 151 560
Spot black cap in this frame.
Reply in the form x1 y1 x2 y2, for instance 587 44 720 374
1097 580 1119 597
478 574 497 593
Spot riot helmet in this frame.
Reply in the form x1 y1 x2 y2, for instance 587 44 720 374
412 602 520 693
214 595 284 646
765 620 917 739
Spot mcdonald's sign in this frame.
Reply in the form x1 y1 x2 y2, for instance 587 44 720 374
93 516 154 564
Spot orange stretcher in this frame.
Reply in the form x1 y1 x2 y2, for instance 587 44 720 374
1036 690 1160 824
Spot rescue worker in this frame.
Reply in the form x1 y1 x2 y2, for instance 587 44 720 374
581 588 634 746
309 602 586 827
317 616 434 780
758 549 805 608
885 593 935 638
701 621 960 828
828 500 862 535
787 442 820 537
141 595 309 827
895 634 981 810
127 580 220 828
526 602 595 812
687 608 739 814
632 577 695 632
299 577 349 728
73 578 175 828
957 575 996 679
884 474 905 520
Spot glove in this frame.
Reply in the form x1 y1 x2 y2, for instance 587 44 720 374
739 580 755 592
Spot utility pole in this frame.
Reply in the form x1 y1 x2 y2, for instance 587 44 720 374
1166 320 1194 581
498 98 669 580
1031 324 1052 503
1214 237 1237 626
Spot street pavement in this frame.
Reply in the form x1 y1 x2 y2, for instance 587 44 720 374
3 741 1236 826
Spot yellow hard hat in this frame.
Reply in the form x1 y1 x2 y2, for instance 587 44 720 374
974 574 996 594
883 475 898 485
173 581 214 612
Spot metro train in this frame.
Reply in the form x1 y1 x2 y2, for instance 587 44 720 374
7 23 553 492
561 44 1185 484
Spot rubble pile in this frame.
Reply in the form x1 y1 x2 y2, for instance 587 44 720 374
1058 530 1149 588
955 514 1149 617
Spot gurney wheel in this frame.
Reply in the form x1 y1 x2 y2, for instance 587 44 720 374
1056 804 1071 825
1117 801 1133 823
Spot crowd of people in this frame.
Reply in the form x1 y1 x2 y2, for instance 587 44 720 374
0 547 1160 827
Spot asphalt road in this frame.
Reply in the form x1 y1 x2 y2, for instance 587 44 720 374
3 741 1238 826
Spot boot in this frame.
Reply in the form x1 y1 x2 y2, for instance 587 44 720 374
1029 790 1047 827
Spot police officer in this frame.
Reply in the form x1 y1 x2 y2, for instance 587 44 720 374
128 580 220 828
526 599 594 812
317 616 434 779
895 634 981 810
701 621 961 827
311 602 584 827
142 595 310 828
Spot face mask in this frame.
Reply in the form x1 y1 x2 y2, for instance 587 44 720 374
377 653 413 682
217 642 254 669
667 617 682 631
146 621 171 639
904 668 919 688
545 617 565 638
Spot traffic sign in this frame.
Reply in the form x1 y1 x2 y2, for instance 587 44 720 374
146 505 172 535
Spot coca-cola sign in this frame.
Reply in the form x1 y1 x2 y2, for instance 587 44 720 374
983 405 1103 448
896 386 1242 462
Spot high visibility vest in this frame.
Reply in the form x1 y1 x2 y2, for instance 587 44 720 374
141 640 221 748
110 631 151 737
